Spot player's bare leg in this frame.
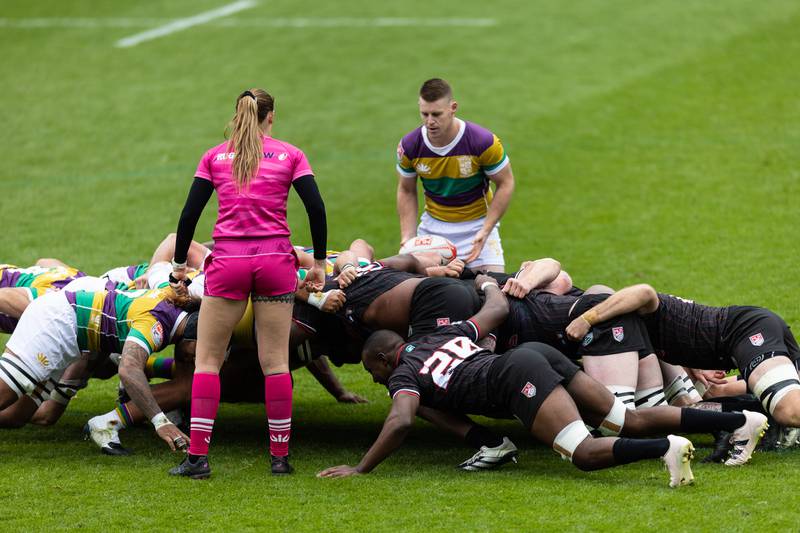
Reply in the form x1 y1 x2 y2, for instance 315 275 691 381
254 296 294 474
634 354 667 408
582 352 639 409
0 395 38 428
529 385 693 486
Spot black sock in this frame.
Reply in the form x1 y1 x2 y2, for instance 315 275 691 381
612 438 670 465
465 424 503 449
714 394 765 415
681 408 745 433
188 453 204 462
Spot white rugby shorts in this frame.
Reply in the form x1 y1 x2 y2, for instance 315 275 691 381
4 291 80 384
418 211 504 269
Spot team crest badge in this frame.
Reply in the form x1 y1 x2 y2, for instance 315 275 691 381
458 156 473 177
612 326 625 342
436 317 450 327
151 322 164 347
749 332 764 347
405 344 415 352
278 152 288 161
521 382 537 398
581 332 594 347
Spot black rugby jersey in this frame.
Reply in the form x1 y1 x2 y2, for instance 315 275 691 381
337 262 421 334
387 321 504 416
643 293 729 367
494 292 582 353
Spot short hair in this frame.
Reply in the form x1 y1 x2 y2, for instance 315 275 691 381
419 78 453 102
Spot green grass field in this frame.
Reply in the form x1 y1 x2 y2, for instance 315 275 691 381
2 0 800 530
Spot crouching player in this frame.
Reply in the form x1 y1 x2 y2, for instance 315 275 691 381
319 276 767 486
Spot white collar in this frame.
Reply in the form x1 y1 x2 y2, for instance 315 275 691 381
422 118 465 156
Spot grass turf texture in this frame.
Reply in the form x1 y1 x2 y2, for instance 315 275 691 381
1 0 800 530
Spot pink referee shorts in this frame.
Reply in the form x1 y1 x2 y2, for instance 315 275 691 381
204 237 298 300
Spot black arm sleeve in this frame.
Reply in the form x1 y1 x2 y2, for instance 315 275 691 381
174 178 214 264
292 175 327 260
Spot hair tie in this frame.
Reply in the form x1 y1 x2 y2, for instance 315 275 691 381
241 90 257 102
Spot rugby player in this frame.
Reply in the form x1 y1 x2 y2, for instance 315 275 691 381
565 284 798 454
0 286 197 451
319 275 767 483
396 78 515 271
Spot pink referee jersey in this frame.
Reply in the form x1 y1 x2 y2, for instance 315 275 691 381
195 137 313 239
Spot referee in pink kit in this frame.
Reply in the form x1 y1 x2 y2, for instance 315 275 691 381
168 88 327 478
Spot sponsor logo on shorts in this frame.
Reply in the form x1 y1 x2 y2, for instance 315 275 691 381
151 322 165 348
521 382 537 398
436 317 450 327
749 332 764 347
612 326 625 342
36 353 50 367
581 332 594 346
457 156 473 177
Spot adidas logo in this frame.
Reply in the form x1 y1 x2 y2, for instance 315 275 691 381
270 434 290 443
37 353 50 367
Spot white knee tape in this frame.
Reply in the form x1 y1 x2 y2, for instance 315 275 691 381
553 420 591 462
0 356 37 398
598 397 627 436
681 375 704 403
753 365 800 416
607 385 636 410
664 376 688 404
634 387 667 409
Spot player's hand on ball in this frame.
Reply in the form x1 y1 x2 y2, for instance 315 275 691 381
565 316 591 341
337 391 369 404
317 465 361 478
156 423 190 452
321 290 346 313
502 277 531 298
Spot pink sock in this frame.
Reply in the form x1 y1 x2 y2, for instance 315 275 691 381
188 372 220 456
265 373 292 457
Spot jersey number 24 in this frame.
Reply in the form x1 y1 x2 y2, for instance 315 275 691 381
419 337 481 390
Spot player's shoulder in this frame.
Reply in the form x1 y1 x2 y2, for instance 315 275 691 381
203 140 230 158
399 126 424 156
462 120 498 151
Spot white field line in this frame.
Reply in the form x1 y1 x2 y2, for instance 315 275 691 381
0 16 496 30
114 0 257 48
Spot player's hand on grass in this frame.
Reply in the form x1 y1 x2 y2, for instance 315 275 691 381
337 391 369 404
337 264 358 288
464 228 490 264
502 277 532 298
317 465 361 478
565 316 592 342
321 290 346 313
156 423 190 452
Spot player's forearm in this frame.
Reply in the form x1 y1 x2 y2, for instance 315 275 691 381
516 258 561 291
482 177 514 231
333 251 358 275
580 284 658 325
119 349 163 420
356 413 413 473
307 357 347 399
476 284 509 334
396 184 419 242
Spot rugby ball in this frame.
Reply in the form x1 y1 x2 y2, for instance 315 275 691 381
399 235 457 262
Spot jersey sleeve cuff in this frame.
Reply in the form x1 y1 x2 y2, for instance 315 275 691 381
483 155 509 176
126 336 154 356
396 164 417 178
392 389 420 399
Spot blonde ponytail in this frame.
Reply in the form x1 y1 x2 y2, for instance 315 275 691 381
226 89 274 191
